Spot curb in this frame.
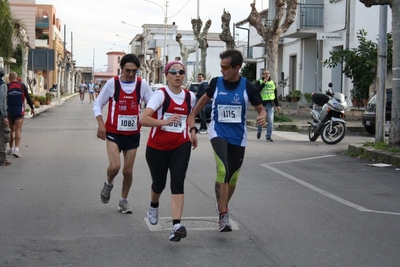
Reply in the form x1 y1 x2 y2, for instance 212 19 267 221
348 143 400 167
246 119 366 134
25 93 78 119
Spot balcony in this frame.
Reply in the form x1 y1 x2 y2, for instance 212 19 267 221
281 3 324 39
36 17 49 28
35 39 49 48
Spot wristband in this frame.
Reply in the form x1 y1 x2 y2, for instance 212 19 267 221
189 126 198 134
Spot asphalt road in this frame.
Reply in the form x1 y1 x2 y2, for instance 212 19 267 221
0 95 399 267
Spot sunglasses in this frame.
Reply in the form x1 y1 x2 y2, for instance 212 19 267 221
220 65 232 71
124 68 138 74
168 69 185 75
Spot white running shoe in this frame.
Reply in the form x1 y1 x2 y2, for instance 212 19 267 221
118 199 133 214
169 223 187 242
147 207 159 225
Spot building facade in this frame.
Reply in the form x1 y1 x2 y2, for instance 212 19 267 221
9 0 75 95
242 0 391 105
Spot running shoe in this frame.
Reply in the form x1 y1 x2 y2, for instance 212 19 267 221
169 223 187 242
0 160 12 166
266 136 273 142
100 182 113 204
7 148 13 156
218 215 232 232
215 203 229 221
147 207 159 225
118 199 133 214
199 129 208 134
257 131 261 139
13 150 22 158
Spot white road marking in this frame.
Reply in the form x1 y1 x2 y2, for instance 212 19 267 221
273 131 309 141
262 159 400 216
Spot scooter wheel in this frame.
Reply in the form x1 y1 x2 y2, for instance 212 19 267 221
321 121 346 145
308 126 319 142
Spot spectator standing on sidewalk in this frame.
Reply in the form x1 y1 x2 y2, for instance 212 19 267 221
255 70 280 142
196 73 208 134
141 61 197 242
188 49 266 232
7 72 35 158
0 69 11 166
93 54 153 214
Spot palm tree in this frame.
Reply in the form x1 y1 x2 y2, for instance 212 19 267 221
0 0 28 65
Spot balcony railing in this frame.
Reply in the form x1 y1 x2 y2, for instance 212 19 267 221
264 3 324 29
35 17 49 28
299 4 324 28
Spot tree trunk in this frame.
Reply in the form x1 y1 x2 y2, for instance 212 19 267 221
390 1 399 146
219 9 235 49
247 0 297 84
192 18 212 76
176 33 195 85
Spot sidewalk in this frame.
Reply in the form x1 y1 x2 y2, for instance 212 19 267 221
24 93 79 119
246 109 400 167
246 109 365 133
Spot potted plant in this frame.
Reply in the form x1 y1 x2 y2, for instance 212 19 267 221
303 92 312 104
350 88 361 107
289 90 302 102
45 93 54 105
38 96 46 106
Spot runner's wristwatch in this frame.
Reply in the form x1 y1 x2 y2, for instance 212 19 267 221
189 126 198 134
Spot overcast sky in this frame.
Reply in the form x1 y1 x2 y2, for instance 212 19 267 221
35 0 268 70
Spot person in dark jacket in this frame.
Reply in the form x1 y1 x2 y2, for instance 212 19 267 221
7 72 35 158
196 73 208 133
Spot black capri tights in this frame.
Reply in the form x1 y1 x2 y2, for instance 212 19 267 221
145 141 191 195
210 137 245 186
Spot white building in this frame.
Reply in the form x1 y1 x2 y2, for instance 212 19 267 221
129 23 243 86
241 0 391 104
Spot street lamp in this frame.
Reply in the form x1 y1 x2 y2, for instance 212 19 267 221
115 34 131 51
113 43 126 52
145 0 168 85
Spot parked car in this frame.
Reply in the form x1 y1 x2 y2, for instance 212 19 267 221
361 88 392 135
151 83 163 92
188 82 212 119
49 84 57 92
188 82 200 94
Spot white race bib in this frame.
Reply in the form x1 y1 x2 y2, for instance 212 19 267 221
217 105 242 123
161 113 187 133
117 115 138 131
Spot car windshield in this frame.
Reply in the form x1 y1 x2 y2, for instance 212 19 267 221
189 83 200 93
366 89 392 112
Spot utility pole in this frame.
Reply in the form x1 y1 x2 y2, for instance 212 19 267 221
163 0 168 85
376 5 388 142
195 0 200 78
62 24 66 98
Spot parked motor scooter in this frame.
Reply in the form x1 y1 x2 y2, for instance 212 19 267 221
49 84 57 92
308 83 348 145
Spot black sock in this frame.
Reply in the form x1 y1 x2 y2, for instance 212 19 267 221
173 219 181 226
150 202 159 208
219 212 227 219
